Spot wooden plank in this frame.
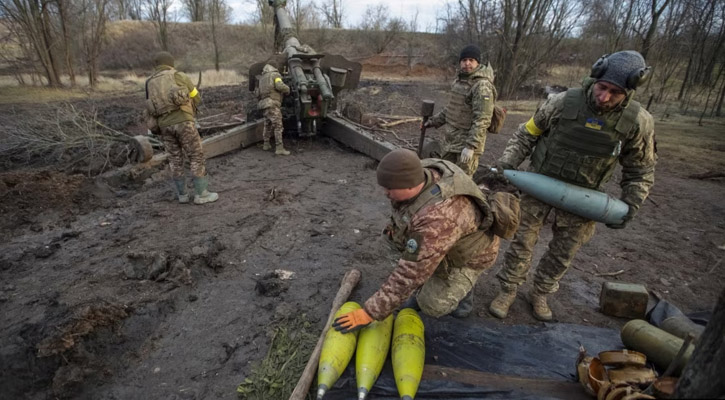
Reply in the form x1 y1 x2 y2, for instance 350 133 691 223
202 120 264 159
422 365 590 400
321 116 397 161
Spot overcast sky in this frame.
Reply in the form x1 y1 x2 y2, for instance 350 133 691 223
224 0 452 32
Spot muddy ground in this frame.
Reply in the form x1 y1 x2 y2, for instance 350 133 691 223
1 78 724 400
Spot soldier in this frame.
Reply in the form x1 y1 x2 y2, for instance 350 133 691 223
257 64 292 156
145 51 218 205
489 50 656 321
423 44 497 176
333 149 518 333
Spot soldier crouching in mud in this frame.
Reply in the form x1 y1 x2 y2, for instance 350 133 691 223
333 149 520 333
489 50 657 322
144 51 218 205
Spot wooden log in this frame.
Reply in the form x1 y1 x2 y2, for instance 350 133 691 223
288 269 362 400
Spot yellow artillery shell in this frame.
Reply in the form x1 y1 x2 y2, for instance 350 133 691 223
317 301 361 400
356 314 394 400
392 308 425 400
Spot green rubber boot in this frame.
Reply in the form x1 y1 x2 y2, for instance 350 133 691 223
173 178 190 204
192 175 219 205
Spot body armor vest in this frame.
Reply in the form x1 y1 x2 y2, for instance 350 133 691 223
530 88 640 189
446 76 484 131
386 159 494 270
146 69 190 117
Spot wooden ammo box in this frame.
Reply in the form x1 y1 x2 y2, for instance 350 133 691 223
599 282 649 319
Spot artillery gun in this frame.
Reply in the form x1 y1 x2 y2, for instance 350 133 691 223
249 0 362 136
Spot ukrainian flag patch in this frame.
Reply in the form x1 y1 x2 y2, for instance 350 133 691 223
585 117 604 130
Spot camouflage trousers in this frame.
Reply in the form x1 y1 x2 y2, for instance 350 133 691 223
441 150 481 177
160 121 206 178
262 107 284 145
497 194 596 294
416 234 500 317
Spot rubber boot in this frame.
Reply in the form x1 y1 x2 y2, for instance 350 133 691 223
192 175 219 205
275 145 290 156
529 289 553 321
450 289 474 318
489 284 517 319
173 178 190 204
262 141 271 151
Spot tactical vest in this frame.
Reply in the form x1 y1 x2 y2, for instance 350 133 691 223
258 72 283 105
386 159 494 270
146 69 191 117
446 76 494 131
530 88 640 189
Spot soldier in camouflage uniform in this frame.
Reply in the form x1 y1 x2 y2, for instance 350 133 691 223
489 51 656 321
424 45 496 176
257 64 292 156
145 51 218 205
333 149 504 333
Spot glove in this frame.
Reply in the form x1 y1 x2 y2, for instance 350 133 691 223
332 308 374 333
606 204 637 229
460 147 475 163
421 119 434 129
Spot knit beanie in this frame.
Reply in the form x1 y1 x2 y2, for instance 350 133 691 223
154 51 175 67
594 51 647 90
459 44 481 63
377 149 425 189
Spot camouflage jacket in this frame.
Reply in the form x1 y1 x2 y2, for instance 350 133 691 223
499 79 656 210
429 63 496 153
146 65 201 128
257 64 290 110
364 168 499 320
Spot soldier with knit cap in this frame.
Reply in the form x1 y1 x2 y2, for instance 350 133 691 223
145 51 218 204
489 50 656 321
424 44 497 176
333 148 507 333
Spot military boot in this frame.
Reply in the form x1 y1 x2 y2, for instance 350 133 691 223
173 178 190 204
262 141 272 151
529 289 553 321
450 289 474 318
489 285 517 319
275 145 290 156
192 175 219 205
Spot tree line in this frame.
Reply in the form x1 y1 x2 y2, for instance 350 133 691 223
1 0 723 116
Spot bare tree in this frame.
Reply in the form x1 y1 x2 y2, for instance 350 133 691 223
358 4 404 54
208 0 230 71
112 0 143 19
79 0 110 87
317 0 343 28
0 0 63 87
289 0 319 34
180 0 205 21
144 0 174 51
55 0 76 86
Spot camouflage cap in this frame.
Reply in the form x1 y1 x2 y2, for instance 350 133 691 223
377 149 424 189
154 51 175 67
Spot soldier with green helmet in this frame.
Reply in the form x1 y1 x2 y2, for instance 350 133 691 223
489 51 657 321
332 149 519 333
258 64 292 156
145 51 218 205
424 44 497 176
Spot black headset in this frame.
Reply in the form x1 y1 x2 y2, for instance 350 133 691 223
590 54 652 90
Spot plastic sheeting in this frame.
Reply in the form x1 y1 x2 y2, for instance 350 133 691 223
324 316 623 399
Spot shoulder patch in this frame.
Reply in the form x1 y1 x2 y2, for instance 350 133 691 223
401 232 423 261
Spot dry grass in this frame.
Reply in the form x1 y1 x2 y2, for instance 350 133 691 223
547 64 590 88
0 68 245 104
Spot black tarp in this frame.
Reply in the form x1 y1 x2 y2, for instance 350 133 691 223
324 316 624 399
